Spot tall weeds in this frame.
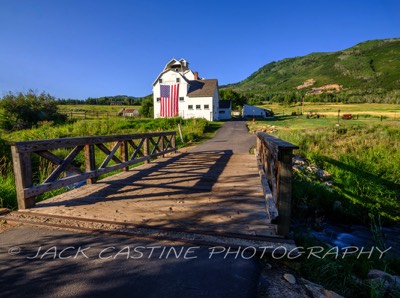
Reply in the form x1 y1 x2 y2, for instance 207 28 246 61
276 124 400 223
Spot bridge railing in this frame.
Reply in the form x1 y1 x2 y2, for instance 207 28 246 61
255 132 298 236
9 131 176 210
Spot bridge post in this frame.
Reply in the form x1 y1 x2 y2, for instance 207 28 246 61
144 137 150 163
120 141 129 171
10 146 35 209
160 136 165 157
277 149 294 236
256 132 298 237
172 133 176 152
84 144 96 184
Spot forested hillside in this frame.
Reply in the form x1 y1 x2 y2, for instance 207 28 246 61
224 38 400 103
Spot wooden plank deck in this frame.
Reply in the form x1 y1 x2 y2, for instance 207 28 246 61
23 151 276 237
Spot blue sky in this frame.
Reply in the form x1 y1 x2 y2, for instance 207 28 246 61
1 0 399 99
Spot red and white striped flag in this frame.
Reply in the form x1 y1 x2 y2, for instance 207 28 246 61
160 84 179 117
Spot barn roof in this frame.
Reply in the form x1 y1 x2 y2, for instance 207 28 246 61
187 79 218 97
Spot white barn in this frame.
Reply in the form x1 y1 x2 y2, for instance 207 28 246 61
153 59 220 121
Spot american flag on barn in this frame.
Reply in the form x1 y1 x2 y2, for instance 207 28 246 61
160 84 179 117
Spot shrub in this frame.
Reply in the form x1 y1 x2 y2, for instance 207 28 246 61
0 90 67 130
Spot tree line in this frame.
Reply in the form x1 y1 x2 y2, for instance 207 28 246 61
58 95 144 106
220 88 400 105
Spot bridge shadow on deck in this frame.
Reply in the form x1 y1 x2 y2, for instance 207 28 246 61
31 150 271 236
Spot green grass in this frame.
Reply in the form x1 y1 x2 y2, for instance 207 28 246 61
260 102 400 118
0 171 16 210
249 113 400 224
58 104 141 113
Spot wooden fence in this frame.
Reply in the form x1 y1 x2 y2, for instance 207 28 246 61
9 131 176 210
256 132 298 236
61 111 116 119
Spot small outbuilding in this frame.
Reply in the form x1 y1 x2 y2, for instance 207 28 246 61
218 100 232 120
119 108 139 117
242 104 274 118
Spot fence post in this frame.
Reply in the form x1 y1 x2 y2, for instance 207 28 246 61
277 149 294 236
120 140 129 171
144 137 150 163
10 146 35 209
172 133 176 152
160 136 165 157
84 144 96 184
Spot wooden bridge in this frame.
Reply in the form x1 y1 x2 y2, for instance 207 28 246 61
8 129 298 249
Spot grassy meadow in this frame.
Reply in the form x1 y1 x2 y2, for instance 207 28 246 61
58 104 142 113
249 103 400 224
262 102 400 118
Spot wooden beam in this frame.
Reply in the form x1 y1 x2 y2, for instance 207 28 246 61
10 131 176 153
96 143 122 165
120 141 129 172
84 144 96 184
99 141 122 168
172 134 176 152
256 131 298 237
160 135 165 157
276 150 293 236
36 150 83 175
128 139 144 159
144 137 149 164
149 136 161 155
44 146 84 183
10 147 34 209
255 149 279 220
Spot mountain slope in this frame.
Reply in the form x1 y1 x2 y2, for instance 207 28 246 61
225 38 400 102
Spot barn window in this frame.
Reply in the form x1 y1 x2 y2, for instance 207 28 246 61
176 78 180 83
188 105 193 110
196 105 201 110
157 97 160 102
204 104 209 109
179 97 184 101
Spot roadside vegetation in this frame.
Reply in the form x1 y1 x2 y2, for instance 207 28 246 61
249 110 400 224
248 102 400 297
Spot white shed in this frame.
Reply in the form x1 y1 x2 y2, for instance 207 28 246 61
242 104 274 118
218 100 232 120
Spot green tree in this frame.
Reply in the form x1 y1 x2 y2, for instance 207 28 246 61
0 90 67 130
219 89 247 108
140 96 154 118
